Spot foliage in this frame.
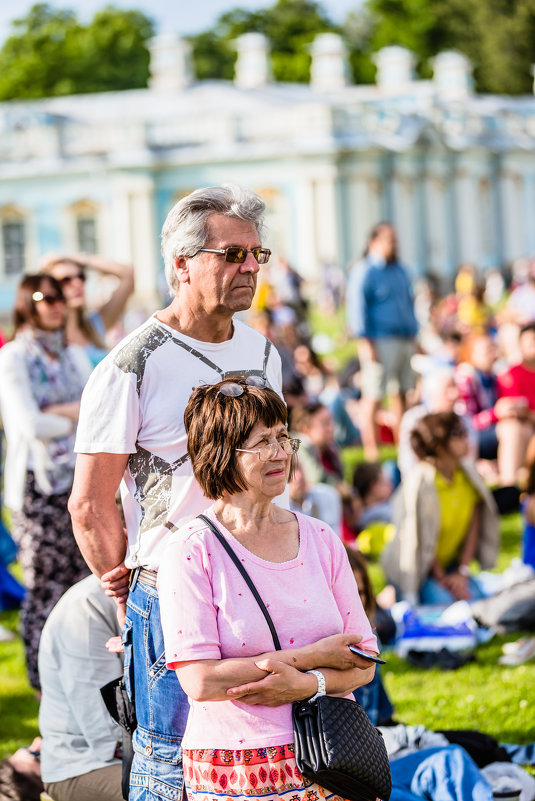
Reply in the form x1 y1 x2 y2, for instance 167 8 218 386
359 0 535 93
189 0 338 83
190 30 236 81
0 3 154 100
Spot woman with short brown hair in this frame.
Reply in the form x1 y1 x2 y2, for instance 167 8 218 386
159 377 378 801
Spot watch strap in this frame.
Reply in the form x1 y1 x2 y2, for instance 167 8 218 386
307 669 326 702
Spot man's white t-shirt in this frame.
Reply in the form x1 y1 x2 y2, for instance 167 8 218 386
75 315 283 571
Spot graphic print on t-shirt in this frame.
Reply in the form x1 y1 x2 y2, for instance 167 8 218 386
128 446 190 536
113 321 273 543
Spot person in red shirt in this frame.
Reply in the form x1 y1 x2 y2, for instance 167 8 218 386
497 323 535 485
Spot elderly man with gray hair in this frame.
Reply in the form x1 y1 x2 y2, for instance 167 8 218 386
69 185 283 801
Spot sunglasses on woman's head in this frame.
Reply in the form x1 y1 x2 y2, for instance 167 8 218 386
216 376 268 398
32 291 65 305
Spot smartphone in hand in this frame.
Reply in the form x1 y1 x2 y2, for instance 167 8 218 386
349 645 386 664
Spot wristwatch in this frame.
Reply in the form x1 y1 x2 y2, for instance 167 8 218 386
307 669 326 702
457 564 470 577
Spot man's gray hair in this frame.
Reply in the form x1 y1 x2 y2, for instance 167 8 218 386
161 184 266 291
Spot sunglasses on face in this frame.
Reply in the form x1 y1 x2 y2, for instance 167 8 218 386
59 271 86 286
195 247 271 264
32 291 65 306
236 437 301 462
216 376 268 398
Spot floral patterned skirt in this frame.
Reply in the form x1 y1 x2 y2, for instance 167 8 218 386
183 744 350 801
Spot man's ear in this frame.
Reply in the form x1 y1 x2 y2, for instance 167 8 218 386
175 255 190 284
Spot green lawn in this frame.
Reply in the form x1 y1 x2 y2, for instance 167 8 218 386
0 608 39 759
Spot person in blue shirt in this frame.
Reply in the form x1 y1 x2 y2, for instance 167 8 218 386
346 223 418 460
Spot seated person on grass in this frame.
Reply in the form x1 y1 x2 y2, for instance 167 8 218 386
352 461 396 557
38 574 124 801
382 412 499 606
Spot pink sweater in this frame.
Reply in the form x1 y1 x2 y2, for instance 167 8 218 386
158 507 377 750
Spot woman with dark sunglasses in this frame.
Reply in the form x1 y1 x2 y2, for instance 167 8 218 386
158 378 379 801
382 411 499 606
39 251 134 369
0 274 90 690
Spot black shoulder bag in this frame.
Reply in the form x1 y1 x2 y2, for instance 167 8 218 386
197 514 392 801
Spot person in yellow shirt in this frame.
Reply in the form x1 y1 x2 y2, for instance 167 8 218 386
382 412 499 605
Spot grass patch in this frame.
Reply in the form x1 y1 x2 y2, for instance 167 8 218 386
0 609 39 759
383 637 535 743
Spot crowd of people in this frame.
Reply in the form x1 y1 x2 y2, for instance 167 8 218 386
0 185 534 801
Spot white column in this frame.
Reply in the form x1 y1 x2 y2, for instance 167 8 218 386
109 175 159 309
346 178 370 258
501 166 526 262
314 169 339 268
423 169 449 273
391 166 418 271
294 177 319 280
454 166 482 264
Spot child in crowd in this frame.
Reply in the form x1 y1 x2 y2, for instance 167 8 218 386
352 462 394 528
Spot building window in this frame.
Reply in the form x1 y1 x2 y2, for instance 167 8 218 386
76 214 98 254
2 219 26 275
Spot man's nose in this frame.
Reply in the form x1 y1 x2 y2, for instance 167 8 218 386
239 253 260 273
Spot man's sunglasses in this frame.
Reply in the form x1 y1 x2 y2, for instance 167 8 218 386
59 271 86 286
32 291 65 305
195 247 271 265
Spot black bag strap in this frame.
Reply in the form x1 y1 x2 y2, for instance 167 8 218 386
197 514 281 651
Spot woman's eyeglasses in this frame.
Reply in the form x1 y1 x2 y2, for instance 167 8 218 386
216 377 268 398
32 291 65 305
59 272 86 286
195 247 271 265
236 438 301 462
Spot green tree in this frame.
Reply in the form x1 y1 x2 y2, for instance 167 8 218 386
0 3 154 100
358 0 535 93
190 0 338 83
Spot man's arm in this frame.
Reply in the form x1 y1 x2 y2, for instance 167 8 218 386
68 452 129 579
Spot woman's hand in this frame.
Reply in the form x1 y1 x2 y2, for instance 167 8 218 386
301 633 368 671
226 659 317 706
